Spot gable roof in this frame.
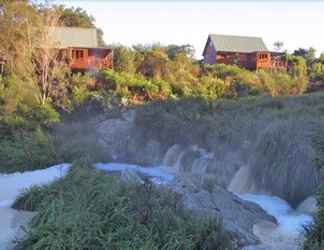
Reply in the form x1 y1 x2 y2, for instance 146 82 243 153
49 27 98 48
207 34 268 53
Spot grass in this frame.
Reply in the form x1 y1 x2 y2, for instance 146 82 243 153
304 186 324 250
13 162 233 250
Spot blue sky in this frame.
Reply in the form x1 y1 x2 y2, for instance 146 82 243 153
55 1 324 58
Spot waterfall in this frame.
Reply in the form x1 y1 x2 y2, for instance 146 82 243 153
162 144 212 175
162 144 186 170
228 165 254 193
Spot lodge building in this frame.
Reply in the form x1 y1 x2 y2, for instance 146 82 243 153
0 27 113 75
203 34 287 70
50 27 113 72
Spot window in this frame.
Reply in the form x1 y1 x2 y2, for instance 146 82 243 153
259 54 268 60
72 50 84 59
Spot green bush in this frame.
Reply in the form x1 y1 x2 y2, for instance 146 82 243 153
0 128 58 173
69 73 100 109
101 69 172 104
14 165 232 250
304 186 324 250
257 70 307 96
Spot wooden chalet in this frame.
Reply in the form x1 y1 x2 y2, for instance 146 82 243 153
50 27 113 72
203 34 287 70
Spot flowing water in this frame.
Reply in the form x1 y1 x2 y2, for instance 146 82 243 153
96 162 175 184
96 161 314 249
0 164 70 250
0 149 316 250
229 166 314 250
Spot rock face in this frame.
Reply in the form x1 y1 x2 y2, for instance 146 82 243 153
93 108 322 249
171 177 277 248
94 109 323 208
97 162 277 248
297 196 318 215
95 111 135 161
247 119 324 207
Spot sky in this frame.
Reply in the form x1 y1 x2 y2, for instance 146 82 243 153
55 1 324 58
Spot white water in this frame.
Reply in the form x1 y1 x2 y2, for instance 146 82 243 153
97 162 314 249
0 161 316 250
0 164 70 249
239 194 313 236
96 163 175 184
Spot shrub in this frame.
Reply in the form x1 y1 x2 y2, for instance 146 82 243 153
193 74 227 100
304 186 324 250
257 70 307 96
14 165 233 250
101 69 172 104
0 128 58 173
70 73 96 108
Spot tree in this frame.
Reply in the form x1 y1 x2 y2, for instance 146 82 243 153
273 41 284 52
111 45 137 73
54 5 106 46
319 53 324 64
293 47 317 69
32 7 70 106
0 0 40 77
138 47 170 80
288 55 307 78
166 44 195 59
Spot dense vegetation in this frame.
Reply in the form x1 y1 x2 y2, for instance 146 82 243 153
2 1 324 249
304 186 324 250
13 163 232 250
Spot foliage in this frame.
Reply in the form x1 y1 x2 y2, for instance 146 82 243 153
193 74 227 100
111 45 138 74
304 186 324 250
166 44 195 59
304 123 324 249
70 73 96 108
0 128 58 173
293 48 324 83
310 62 324 82
14 165 232 250
0 74 60 130
288 55 308 78
0 0 40 78
101 69 172 104
257 69 307 96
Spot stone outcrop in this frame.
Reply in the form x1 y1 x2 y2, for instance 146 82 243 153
171 177 277 248
247 119 324 207
93 108 323 249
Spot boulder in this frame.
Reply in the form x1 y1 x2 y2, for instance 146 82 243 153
171 177 277 248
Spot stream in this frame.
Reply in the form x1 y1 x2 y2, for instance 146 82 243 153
0 162 314 250
0 164 70 250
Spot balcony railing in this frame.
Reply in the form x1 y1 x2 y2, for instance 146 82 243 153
71 57 111 70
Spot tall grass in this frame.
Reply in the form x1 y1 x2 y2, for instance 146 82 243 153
304 186 324 250
14 164 232 250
